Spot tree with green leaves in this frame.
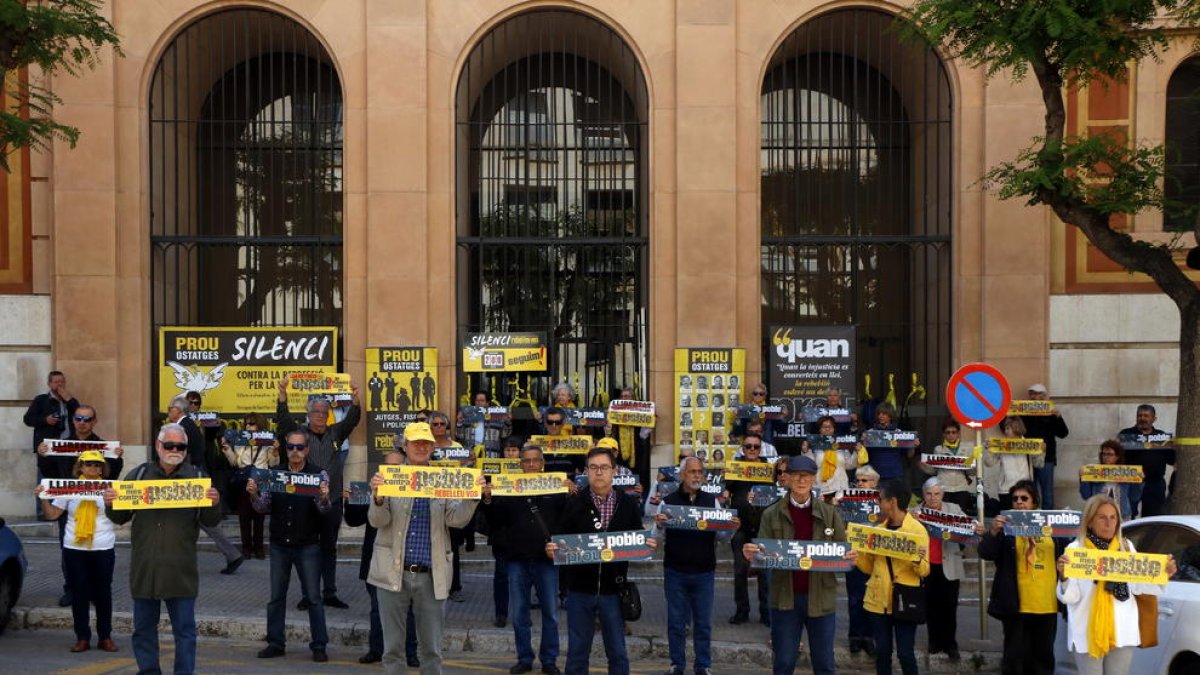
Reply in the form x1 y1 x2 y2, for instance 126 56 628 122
0 0 121 170
907 0 1200 513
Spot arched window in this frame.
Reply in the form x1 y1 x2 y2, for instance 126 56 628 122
1165 56 1200 232
760 8 952 431
456 10 649 406
149 9 343 327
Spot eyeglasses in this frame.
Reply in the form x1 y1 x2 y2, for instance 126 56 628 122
587 464 614 473
73 415 94 422
743 443 761 449
285 443 307 451
1012 495 1033 503
546 419 563 426
161 442 187 451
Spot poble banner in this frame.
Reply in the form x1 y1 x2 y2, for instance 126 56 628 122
489 472 569 497
377 465 481 500
847 522 924 562
1064 547 1170 585
750 539 854 572
551 530 655 566
111 478 212 510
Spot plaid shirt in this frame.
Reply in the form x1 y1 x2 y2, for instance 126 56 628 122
591 488 616 529
403 497 432 567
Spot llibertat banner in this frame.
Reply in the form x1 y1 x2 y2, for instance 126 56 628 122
768 325 856 435
44 439 120 458
750 539 854 572
1079 464 1144 483
837 488 881 524
1064 548 1170 585
913 507 980 545
110 478 212 510
920 453 975 471
158 327 338 414
607 399 656 428
461 332 547 372
365 347 438 473
550 530 655 566
38 479 112 501
847 523 924 562
377 465 481 499
1001 509 1082 538
674 347 745 467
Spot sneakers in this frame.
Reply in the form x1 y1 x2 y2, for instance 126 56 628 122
257 646 285 658
323 596 350 609
220 556 245 575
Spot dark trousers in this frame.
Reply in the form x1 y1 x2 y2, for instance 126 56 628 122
924 564 959 652
846 568 872 642
872 612 918 675
1134 477 1168 517
318 500 342 598
493 549 510 619
236 490 264 556
63 547 114 641
266 542 328 652
1000 613 1056 675
565 591 626 675
731 532 768 618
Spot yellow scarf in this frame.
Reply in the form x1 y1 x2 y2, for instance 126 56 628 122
618 425 636 468
74 499 98 548
821 448 839 481
1085 535 1120 659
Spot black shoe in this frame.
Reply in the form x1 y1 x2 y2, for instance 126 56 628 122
728 612 749 625
863 641 876 657
541 665 561 675
58 593 73 607
323 596 350 609
407 656 421 668
312 649 328 663
297 598 312 610
510 663 533 674
494 615 507 628
849 639 862 655
220 556 245 575
929 646 942 655
358 651 382 664
946 647 961 661
759 613 771 627
257 646 286 658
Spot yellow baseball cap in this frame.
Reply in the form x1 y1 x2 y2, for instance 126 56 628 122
403 422 435 443
596 437 619 450
78 450 106 463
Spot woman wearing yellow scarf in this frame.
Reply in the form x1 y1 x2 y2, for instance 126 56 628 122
1057 494 1176 675
34 450 119 653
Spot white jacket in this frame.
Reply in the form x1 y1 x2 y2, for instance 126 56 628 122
815 448 857 499
1057 539 1165 654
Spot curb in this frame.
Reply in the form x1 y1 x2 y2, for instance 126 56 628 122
11 606 1002 672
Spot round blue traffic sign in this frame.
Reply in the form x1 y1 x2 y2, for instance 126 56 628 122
946 363 1011 430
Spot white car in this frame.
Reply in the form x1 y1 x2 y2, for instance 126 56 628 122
1056 515 1200 674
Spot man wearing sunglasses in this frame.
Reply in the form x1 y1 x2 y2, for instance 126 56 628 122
104 424 222 675
37 404 125 607
277 375 362 609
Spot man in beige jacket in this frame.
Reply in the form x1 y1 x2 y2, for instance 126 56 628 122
368 422 480 674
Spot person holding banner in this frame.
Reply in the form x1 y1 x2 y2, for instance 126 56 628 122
367 421 482 674
841 465 880 656
814 415 855 500
220 413 278 560
103 423 222 675
545 444 657 675
458 390 511 458
431 410 473 603
1078 441 1136 520
985 416 1044 511
855 479 929 675
978 479 1063 675
726 432 771 626
743 454 851 675
1020 384 1069 510
654 456 733 675
481 441 568 675
35 449 119 653
917 419 976 516
249 430 333 662
916 477 978 662
1056 494 1175 675
859 403 914 482
1118 404 1175 518
276 377 362 609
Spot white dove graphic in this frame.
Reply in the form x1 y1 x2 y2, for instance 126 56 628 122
167 361 228 393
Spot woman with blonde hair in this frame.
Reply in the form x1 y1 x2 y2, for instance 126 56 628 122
1056 494 1176 675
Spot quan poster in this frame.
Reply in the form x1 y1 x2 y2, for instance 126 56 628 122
674 347 745 466
365 346 438 472
768 326 855 434
158 327 338 414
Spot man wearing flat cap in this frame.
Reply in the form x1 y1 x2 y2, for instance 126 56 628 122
368 422 482 674
743 455 853 675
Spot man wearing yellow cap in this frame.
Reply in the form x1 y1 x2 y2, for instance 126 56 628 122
367 422 482 674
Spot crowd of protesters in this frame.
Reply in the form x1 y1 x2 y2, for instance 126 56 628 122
21 371 1180 675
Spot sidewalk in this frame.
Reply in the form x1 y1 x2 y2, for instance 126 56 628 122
5 518 1004 672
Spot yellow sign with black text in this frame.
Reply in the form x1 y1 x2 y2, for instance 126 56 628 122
111 479 213 510
1064 547 1169 585
1079 464 1144 483
462 333 547 372
377 465 482 500
490 473 569 496
847 523 925 562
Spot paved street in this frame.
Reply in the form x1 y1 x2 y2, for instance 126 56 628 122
2 519 1005 672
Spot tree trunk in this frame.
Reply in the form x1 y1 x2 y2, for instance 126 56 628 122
1168 301 1200 514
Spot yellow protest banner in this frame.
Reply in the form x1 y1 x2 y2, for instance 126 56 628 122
847 523 924 562
986 438 1046 454
724 460 775 483
479 458 523 475
607 400 656 428
1079 464 1144 483
111 478 213 510
530 435 593 455
1064 547 1170 585
1008 400 1055 416
674 347 746 466
378 465 482 499
490 472 569 497
462 332 547 372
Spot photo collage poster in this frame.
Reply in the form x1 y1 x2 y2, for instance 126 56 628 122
674 347 745 468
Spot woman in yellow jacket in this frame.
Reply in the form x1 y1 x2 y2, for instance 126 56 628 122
855 479 930 675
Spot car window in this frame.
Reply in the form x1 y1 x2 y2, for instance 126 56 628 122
1131 523 1200 582
1124 523 1157 551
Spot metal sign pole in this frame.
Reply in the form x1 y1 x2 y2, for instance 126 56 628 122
976 427 987 640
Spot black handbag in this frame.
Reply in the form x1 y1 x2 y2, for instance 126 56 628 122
887 557 926 624
616 576 642 621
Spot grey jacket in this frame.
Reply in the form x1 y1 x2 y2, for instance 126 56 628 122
930 501 967 581
367 492 478 599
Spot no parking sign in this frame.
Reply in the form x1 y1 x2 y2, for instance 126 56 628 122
946 363 1011 430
